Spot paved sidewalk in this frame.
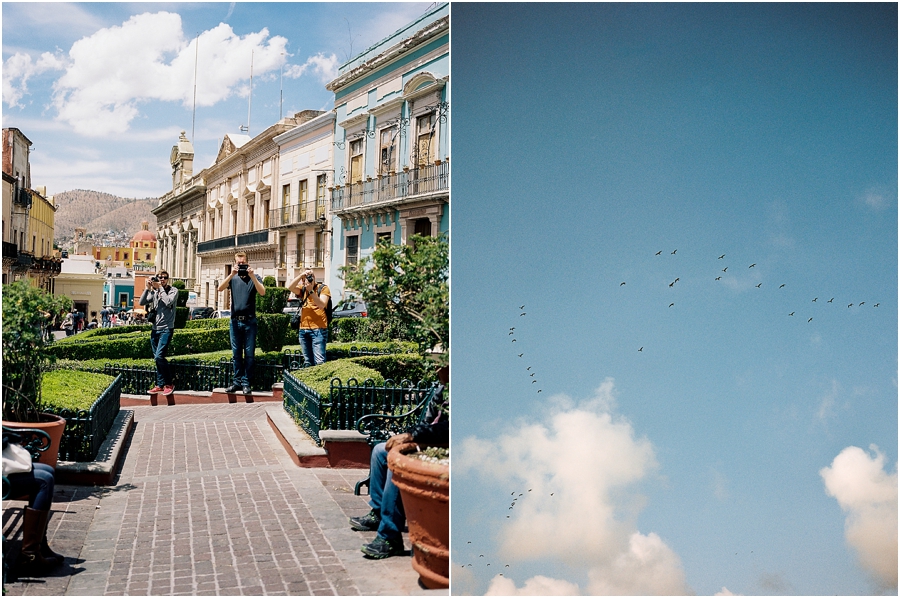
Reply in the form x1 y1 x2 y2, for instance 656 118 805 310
3 403 442 596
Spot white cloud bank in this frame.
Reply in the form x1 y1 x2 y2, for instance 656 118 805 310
457 378 690 595
820 445 898 591
4 11 335 137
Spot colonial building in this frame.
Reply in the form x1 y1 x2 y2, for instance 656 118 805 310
272 111 335 290
102 266 135 309
2 128 61 287
326 2 449 299
55 254 105 318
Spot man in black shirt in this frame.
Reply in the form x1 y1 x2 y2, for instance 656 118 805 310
217 252 266 394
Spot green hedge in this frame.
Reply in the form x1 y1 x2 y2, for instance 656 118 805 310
47 328 231 361
175 307 189 329
42 370 116 411
289 361 385 398
347 354 437 384
257 286 290 314
329 313 415 343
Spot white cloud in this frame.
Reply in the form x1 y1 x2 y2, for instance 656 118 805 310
714 588 738 596
820 445 898 591
3 51 65 108
284 53 339 84
859 186 893 210
486 574 581 596
457 379 690 595
48 12 288 137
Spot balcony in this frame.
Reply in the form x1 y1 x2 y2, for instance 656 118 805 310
197 236 236 253
330 161 449 214
236 230 270 247
3 241 18 260
197 231 272 254
269 200 327 228
293 249 325 270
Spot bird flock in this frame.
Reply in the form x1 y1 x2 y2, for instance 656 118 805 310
458 485 557 575
509 305 542 394
620 249 882 352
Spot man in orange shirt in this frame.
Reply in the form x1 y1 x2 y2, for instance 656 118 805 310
288 269 331 366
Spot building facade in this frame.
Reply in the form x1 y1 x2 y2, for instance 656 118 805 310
54 254 105 318
2 128 61 288
325 2 449 300
272 111 335 290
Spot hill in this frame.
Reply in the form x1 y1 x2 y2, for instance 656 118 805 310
52 190 157 241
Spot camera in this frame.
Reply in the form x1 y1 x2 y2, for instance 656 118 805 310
305 274 315 283
237 264 249 273
150 276 159 283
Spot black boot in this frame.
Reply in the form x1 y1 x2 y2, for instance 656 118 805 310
18 507 60 574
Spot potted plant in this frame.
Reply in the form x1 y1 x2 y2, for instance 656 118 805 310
388 441 449 589
2 281 71 467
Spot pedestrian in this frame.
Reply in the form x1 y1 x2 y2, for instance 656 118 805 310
139 270 178 396
216 252 265 394
61 311 74 336
72 308 83 333
100 306 110 328
350 385 448 559
287 269 331 366
3 429 66 574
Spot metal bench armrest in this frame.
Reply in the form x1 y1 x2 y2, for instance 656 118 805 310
2 426 52 461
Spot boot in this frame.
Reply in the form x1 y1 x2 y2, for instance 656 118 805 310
18 508 60 574
41 534 64 564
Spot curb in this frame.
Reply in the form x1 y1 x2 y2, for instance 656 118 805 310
55 408 134 485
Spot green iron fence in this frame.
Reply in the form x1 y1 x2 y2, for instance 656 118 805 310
281 370 439 445
46 374 122 462
98 358 284 394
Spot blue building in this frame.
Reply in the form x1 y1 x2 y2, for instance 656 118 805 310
102 266 134 310
325 2 449 300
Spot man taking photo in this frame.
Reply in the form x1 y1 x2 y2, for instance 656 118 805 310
288 269 331 366
139 271 178 395
217 252 266 394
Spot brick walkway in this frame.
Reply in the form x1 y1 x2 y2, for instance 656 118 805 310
3 404 439 596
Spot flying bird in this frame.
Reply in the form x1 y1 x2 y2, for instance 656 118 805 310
638 347 643 352
779 284 785 288
655 251 662 256
859 302 865 306
672 249 677 254
828 298 834 303
520 312 526 316
620 282 626 286
530 372 535 377
722 267 728 272
518 353 523 357
719 254 725 259
848 304 853 308
511 339 517 342
812 298 817 302
669 281 675 287
716 276 722 281
509 327 515 331
808 318 813 323
669 303 675 308
789 312 795 316
874 303 880 307
519 305 525 309
749 264 756 268
526 366 531 370
537 389 542 393
756 283 762 288
509 331 514 335
532 380 537 384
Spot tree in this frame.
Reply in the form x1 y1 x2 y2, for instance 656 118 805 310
2 282 72 421
340 234 448 364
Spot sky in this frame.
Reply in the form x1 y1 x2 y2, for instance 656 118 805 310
451 3 897 597
1 2 433 199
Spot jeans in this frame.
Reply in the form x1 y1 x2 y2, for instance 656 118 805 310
150 328 173 387
369 442 405 540
6 463 55 511
230 317 258 387
299 327 328 366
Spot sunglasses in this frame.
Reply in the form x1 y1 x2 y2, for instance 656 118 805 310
158 276 169 280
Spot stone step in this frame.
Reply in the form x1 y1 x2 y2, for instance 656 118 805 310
121 387 283 407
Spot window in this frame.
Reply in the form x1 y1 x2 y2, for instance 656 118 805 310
282 184 290 206
296 233 305 267
379 127 395 174
279 234 286 268
315 231 325 267
145 253 151 260
298 179 309 221
416 113 436 167
350 139 363 184
316 175 327 218
346 234 358 266
232 209 237 234
263 199 269 229
248 204 254 231
376 231 392 245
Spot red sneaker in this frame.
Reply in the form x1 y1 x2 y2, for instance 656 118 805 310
148 385 164 394
162 385 175 396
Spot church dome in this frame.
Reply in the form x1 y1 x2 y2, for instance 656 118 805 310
131 221 156 244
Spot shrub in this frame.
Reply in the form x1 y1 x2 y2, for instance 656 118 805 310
185 318 230 331
289 361 384 398
256 286 290 314
175 306 189 328
42 370 116 412
47 327 231 361
349 354 438 384
329 313 415 343
257 313 289 352
262 276 277 286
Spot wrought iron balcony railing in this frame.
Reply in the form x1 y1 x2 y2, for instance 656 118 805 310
331 161 449 213
269 200 327 228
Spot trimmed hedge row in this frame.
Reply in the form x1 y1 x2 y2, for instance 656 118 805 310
289 361 385 398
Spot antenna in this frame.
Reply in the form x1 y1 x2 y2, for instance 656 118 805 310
191 33 199 143
245 49 253 136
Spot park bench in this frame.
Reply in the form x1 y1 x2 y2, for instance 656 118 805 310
3 426 52 586
352 382 444 496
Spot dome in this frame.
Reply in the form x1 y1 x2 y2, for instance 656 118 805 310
131 221 156 243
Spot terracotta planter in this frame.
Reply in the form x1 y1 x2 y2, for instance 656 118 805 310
3 413 67 468
388 441 449 589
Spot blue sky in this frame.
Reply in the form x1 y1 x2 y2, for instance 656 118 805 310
450 3 897 596
2 2 432 198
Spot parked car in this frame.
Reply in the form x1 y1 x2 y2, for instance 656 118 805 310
332 299 367 318
282 298 301 316
189 306 214 320
213 309 231 318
